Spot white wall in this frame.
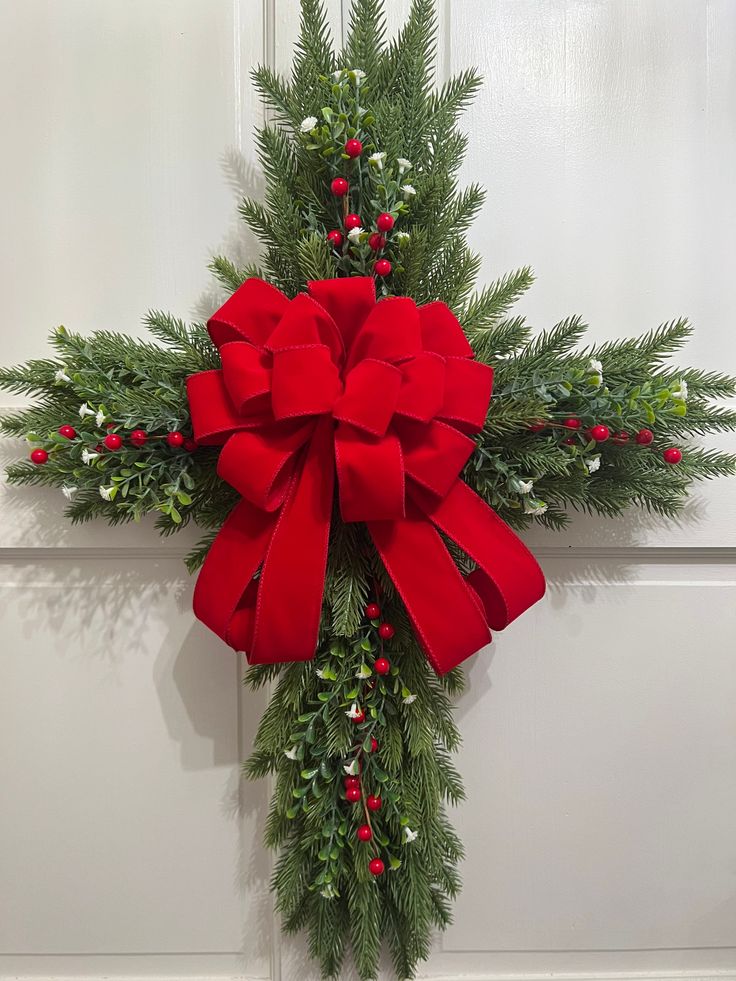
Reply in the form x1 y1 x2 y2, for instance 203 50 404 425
1 2 735 980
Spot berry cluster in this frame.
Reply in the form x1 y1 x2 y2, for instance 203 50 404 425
530 417 683 465
329 154 396 278
30 425 196 464
342 601 400 878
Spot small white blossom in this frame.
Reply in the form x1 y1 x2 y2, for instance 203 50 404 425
350 68 366 81
343 759 359 776
671 379 688 401
402 692 417 705
54 368 71 383
347 225 364 244
332 69 344 81
81 448 99 465
355 662 372 679
515 478 534 494
284 746 299 761
586 454 601 474
95 409 106 427
368 151 386 170
588 358 603 375
395 231 410 244
523 498 548 516
316 667 327 679
403 827 419 843
401 183 416 199
346 702 362 720
300 115 318 133
98 485 114 501
397 157 412 174
78 402 95 419
61 485 77 501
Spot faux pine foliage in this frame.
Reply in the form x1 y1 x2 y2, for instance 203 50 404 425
1 2 735 979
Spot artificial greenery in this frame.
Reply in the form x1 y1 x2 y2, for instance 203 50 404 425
1 1 735 978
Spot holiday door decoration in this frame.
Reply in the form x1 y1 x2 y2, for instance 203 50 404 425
2 2 735 978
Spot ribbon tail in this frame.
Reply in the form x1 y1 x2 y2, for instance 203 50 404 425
417 479 546 631
192 497 278 651
248 416 335 664
367 502 491 675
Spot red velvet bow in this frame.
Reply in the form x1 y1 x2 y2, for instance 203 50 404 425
186 277 545 674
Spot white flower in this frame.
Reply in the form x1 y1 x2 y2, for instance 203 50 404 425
346 702 362 720
347 226 364 244
397 157 412 174
98 485 114 501
61 485 77 501
368 151 386 170
54 368 71 383
401 184 416 199
515 478 534 494
350 69 366 81
284 746 299 760
395 231 410 243
81 448 99 465
523 498 548 515
95 409 106 427
316 667 327 679
332 70 344 81
588 358 603 375
402 692 417 705
343 759 359 776
403 827 419 843
300 115 318 133
355 663 372 679
78 402 95 419
671 379 688 401
586 454 601 474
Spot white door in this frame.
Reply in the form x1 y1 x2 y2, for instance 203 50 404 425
1 3 735 980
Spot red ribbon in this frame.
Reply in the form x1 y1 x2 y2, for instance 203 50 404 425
186 277 545 674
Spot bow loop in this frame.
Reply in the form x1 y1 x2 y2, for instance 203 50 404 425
271 345 342 420
333 359 402 436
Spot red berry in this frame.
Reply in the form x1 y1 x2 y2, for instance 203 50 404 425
183 437 197 452
663 447 683 465
368 232 386 251
345 138 363 158
374 259 392 277
357 824 372 842
635 428 654 445
129 429 148 447
378 623 394 640
365 603 380 619
370 737 378 753
30 448 48 465
103 433 122 451
331 177 349 197
612 431 630 445
590 425 610 442
344 776 360 789
344 213 362 231
374 657 390 675
366 794 382 812
376 212 394 232
327 230 344 249
352 709 366 724
528 422 546 433
563 417 581 430
58 425 77 439
562 436 577 446
167 431 184 448
369 857 385 876
346 786 361 803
